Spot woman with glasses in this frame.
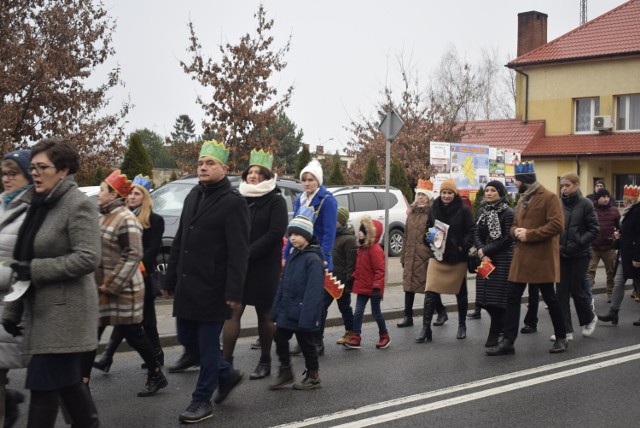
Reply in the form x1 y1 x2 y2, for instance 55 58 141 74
0 150 32 427
1 139 101 427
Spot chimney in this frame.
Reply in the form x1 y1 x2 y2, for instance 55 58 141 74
316 145 324 155
517 11 548 57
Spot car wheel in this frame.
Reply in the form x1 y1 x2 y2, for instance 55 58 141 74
388 229 404 257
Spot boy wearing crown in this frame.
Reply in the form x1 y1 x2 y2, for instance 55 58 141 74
161 140 250 423
487 161 568 356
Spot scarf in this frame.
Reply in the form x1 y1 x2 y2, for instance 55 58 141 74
299 188 320 208
2 184 31 209
477 198 509 240
519 181 541 211
239 175 277 198
14 193 50 262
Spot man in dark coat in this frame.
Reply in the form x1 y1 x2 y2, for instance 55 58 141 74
487 162 568 356
162 139 249 424
588 188 620 301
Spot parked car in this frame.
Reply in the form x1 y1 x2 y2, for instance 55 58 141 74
78 186 100 206
150 174 303 262
327 185 409 257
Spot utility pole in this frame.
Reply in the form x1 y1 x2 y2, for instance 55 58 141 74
580 0 588 25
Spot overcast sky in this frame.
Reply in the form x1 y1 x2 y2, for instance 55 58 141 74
101 0 627 154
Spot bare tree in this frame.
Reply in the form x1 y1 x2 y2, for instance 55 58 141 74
181 4 293 170
0 0 130 184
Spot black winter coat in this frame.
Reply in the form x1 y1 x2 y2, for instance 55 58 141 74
473 200 514 309
592 201 620 251
243 188 288 306
332 224 357 290
619 202 640 279
426 195 474 264
164 177 249 322
559 192 599 259
142 212 164 278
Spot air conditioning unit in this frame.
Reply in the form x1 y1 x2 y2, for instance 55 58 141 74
593 115 613 131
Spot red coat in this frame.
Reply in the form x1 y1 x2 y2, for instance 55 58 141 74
351 217 385 297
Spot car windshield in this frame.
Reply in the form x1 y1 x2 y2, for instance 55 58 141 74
151 182 195 216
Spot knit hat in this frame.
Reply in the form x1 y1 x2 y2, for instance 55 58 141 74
337 206 349 226
287 215 314 243
595 188 611 199
3 150 32 184
514 161 537 184
595 179 605 187
440 178 457 194
300 159 324 186
485 180 507 198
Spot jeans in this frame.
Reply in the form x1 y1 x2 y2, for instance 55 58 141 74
317 289 354 342
352 294 387 335
176 318 233 403
503 282 566 343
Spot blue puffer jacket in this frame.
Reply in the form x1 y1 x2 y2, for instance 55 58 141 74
271 240 324 332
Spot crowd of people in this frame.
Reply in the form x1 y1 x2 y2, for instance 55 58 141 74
1 137 639 426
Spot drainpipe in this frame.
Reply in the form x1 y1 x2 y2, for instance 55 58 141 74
515 69 529 124
576 155 580 176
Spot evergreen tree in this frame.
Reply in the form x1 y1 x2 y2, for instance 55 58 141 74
362 156 382 185
134 128 176 168
269 111 304 175
171 114 196 142
121 133 153 179
169 171 178 181
295 146 312 178
327 153 346 185
390 159 411 201
473 186 485 217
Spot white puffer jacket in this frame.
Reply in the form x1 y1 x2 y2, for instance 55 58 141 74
0 188 30 369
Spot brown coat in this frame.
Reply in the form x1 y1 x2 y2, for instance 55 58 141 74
401 203 431 293
508 184 564 284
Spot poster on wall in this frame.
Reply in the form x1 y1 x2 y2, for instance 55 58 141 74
449 143 490 191
503 149 522 193
429 142 451 174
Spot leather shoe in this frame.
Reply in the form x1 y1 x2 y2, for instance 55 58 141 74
179 400 213 424
138 370 168 397
213 370 244 404
433 312 448 326
486 338 515 356
397 316 413 328
520 325 537 334
467 310 481 319
549 338 568 353
167 352 200 373
249 361 271 380
456 325 466 339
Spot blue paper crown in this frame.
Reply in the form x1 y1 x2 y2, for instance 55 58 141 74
132 174 153 192
514 161 535 174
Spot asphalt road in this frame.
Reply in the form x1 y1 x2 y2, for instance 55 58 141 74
7 292 640 427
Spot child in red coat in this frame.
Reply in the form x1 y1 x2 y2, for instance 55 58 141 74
344 216 390 349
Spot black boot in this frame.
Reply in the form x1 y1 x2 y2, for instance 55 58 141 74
397 316 413 328
486 338 515 356
142 348 164 369
249 359 271 380
93 338 121 373
415 324 432 343
168 351 200 373
485 331 500 348
433 311 448 326
60 383 100 428
4 389 25 428
467 307 482 319
138 369 168 397
597 308 619 325
457 322 467 339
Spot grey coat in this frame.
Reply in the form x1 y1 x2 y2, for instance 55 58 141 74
2 176 101 355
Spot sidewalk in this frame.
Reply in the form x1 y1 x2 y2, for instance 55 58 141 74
102 258 610 350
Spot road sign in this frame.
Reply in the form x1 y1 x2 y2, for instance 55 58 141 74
378 109 404 141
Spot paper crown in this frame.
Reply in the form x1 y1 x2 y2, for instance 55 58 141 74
416 179 434 191
132 174 153 192
514 161 535 175
199 139 229 165
105 170 132 197
623 185 639 199
249 149 273 170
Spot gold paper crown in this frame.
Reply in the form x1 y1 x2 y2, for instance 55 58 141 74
199 139 229 165
623 185 639 199
416 179 434 191
105 169 132 197
249 149 273 170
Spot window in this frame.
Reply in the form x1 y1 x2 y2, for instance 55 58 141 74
575 98 600 133
352 192 378 212
616 94 640 131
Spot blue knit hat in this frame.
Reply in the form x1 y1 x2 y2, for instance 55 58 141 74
287 206 316 242
3 150 32 183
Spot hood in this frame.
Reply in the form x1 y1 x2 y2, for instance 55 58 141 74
359 215 382 247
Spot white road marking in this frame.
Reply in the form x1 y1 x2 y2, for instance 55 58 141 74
273 344 640 428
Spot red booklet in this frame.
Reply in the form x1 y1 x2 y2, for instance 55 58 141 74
324 270 345 299
477 259 496 279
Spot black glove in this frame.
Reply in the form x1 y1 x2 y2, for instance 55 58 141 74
372 288 382 300
2 320 23 337
10 261 31 282
345 278 354 293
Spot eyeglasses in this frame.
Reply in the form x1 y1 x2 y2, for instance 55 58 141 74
29 164 56 174
1 171 18 180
